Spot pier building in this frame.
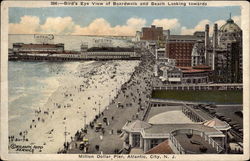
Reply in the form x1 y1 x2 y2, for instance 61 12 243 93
12 43 64 54
122 104 230 154
80 44 140 60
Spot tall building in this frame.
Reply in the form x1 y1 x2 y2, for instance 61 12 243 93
135 31 142 42
141 25 165 41
165 33 204 67
205 15 242 83
191 40 205 67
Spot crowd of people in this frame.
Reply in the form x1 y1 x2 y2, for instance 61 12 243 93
61 47 156 154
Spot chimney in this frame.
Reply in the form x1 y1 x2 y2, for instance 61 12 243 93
205 24 209 48
213 24 218 49
205 24 210 65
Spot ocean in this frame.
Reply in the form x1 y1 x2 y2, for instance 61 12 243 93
8 61 77 135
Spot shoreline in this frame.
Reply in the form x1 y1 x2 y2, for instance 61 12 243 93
8 60 140 154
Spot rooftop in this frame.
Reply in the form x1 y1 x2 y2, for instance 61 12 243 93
167 35 202 41
123 120 152 132
181 69 211 73
204 118 227 127
14 43 64 49
220 16 241 33
146 140 174 154
178 66 212 73
192 65 211 69
203 118 231 131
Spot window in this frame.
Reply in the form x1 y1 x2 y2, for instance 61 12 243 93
132 134 140 147
150 139 159 149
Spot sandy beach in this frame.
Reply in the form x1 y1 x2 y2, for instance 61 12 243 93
9 60 140 153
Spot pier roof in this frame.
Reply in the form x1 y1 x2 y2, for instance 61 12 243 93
203 118 231 131
167 35 201 41
123 120 152 132
19 44 62 49
178 66 212 73
146 140 174 154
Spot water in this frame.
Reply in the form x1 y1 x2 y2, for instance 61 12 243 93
8 60 140 153
8 61 79 135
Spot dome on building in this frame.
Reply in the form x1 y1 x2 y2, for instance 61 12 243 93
219 17 241 33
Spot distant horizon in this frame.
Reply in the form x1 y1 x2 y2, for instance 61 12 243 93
9 6 241 36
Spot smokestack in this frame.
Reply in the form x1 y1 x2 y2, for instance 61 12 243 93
213 24 218 49
211 23 218 71
205 24 209 48
205 24 210 65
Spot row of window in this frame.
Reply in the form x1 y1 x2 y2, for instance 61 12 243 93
169 47 192 49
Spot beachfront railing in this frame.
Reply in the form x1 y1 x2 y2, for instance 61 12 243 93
169 132 185 154
203 132 224 153
170 129 224 154
182 104 208 122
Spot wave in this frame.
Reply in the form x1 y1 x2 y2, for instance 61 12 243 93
9 114 21 121
8 93 27 103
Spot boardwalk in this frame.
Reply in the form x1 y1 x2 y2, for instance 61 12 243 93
62 50 155 154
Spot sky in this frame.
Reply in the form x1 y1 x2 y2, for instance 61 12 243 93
9 6 241 36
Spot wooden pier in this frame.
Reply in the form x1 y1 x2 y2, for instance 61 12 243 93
9 55 141 61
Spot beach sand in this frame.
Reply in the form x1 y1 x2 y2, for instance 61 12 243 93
9 60 140 154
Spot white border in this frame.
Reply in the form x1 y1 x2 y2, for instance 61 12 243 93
1 1 249 160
